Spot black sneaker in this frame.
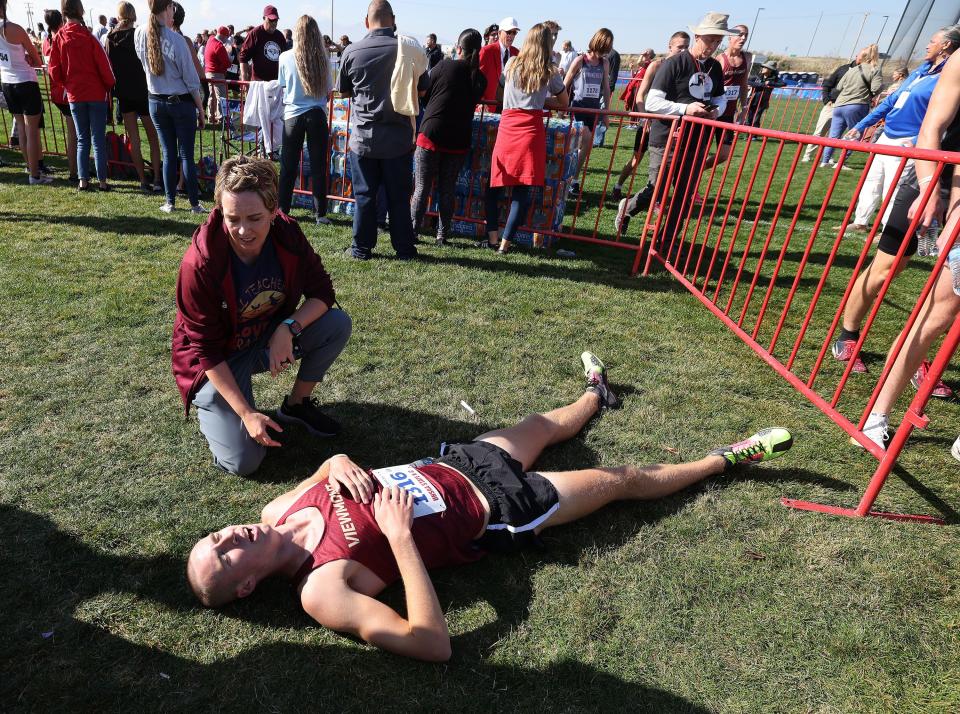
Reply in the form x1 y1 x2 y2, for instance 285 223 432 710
581 351 621 410
276 396 341 437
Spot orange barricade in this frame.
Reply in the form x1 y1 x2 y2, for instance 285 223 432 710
639 115 960 523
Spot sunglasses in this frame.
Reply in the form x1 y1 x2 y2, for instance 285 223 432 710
505 29 518 35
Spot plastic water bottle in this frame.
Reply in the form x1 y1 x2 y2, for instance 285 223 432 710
917 220 940 257
948 244 960 297
593 123 607 147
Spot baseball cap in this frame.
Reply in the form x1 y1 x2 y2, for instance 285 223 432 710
262 5 279 20
499 17 520 32
217 25 230 36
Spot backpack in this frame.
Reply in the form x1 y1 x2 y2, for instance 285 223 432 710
105 131 138 180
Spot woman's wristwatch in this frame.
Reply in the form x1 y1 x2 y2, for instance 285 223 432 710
281 318 302 337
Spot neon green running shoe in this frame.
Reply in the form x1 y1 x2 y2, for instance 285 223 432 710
581 351 621 410
709 427 793 471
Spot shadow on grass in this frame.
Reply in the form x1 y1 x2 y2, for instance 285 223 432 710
1 502 712 711
409 248 683 292
0 209 197 239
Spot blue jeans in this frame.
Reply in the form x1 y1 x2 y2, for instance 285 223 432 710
69 101 108 182
485 185 532 241
149 97 199 206
348 152 417 259
192 309 352 476
822 103 869 164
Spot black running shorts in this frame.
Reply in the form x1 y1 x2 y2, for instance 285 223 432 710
1 80 43 116
877 166 955 258
713 114 737 146
438 440 560 553
633 120 649 154
118 94 149 117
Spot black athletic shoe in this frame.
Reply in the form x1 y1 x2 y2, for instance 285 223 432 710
276 396 341 437
581 351 621 410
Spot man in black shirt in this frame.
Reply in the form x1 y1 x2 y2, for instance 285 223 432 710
616 12 736 242
424 33 443 70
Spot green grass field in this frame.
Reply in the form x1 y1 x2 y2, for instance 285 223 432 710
2 123 959 713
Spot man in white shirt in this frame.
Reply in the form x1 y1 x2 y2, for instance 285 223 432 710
94 15 108 41
559 40 577 75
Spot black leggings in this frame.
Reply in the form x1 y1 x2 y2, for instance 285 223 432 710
279 106 328 216
410 145 465 239
485 184 532 241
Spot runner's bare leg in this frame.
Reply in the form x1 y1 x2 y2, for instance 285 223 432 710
536 456 727 531
475 391 600 471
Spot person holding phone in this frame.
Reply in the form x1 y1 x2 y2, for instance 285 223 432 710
616 12 734 241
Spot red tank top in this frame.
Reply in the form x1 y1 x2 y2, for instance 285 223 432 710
720 53 748 117
278 463 486 586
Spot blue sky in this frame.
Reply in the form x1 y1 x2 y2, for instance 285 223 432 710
9 0 948 58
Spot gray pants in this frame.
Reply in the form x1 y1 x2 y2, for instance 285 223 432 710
193 308 352 476
802 104 833 161
624 143 668 217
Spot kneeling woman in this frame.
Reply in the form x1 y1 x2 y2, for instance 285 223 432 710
485 23 568 254
172 156 352 477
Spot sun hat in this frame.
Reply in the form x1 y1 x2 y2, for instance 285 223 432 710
688 12 738 37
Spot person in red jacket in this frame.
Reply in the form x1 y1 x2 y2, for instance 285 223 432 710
41 9 78 181
204 26 231 123
172 156 352 477
48 0 116 191
478 16 520 106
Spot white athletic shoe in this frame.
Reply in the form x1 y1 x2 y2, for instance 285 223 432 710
854 412 889 450
189 203 207 215
29 174 53 185
159 202 175 213
615 198 630 235
951 435 960 463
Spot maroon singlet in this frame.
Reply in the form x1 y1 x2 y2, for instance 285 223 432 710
278 463 486 586
720 53 749 118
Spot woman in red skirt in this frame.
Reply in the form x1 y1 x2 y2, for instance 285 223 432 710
485 22 568 254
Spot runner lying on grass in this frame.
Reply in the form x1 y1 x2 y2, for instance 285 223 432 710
187 353 793 661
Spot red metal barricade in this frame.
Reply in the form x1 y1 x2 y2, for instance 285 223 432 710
740 85 824 135
639 115 960 522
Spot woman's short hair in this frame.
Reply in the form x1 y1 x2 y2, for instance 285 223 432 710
214 155 279 212
941 24 960 52
588 28 614 56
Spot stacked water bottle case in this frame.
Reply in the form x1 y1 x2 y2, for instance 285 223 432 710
292 100 584 248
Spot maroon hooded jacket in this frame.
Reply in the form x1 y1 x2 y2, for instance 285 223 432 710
172 209 336 413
